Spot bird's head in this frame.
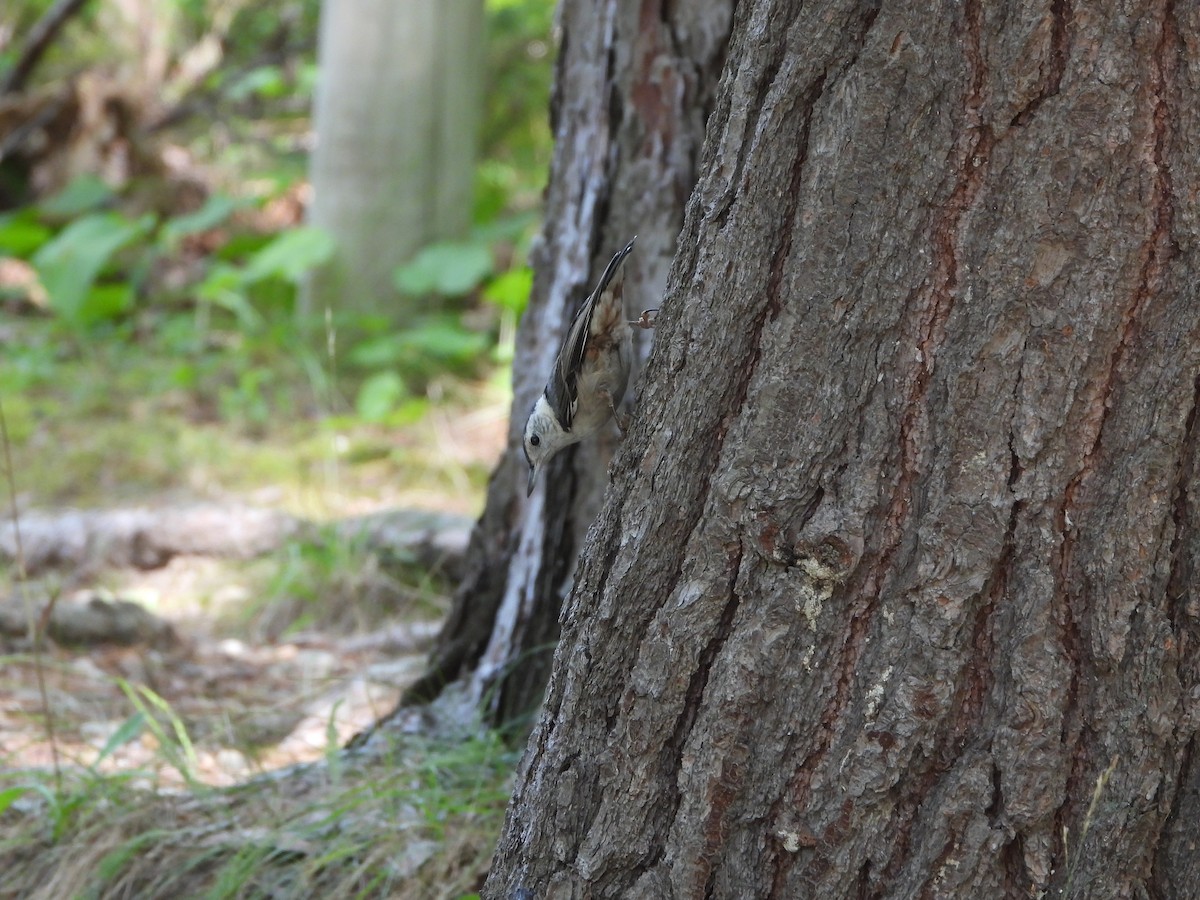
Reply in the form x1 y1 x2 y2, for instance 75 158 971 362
522 395 575 496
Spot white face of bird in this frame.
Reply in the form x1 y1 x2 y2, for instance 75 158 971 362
522 395 574 496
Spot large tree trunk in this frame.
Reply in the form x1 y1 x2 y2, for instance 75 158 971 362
484 1 1200 897
302 0 482 320
399 0 734 726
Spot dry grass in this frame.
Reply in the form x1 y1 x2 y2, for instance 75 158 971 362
0 721 516 899
0 310 517 899
0 588 514 898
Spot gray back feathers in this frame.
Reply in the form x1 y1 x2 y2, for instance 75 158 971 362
545 237 636 429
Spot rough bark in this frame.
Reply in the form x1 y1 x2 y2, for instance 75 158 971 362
400 0 734 726
484 1 1200 898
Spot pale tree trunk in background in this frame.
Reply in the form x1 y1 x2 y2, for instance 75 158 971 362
302 0 482 320
484 1 1200 898
396 0 735 726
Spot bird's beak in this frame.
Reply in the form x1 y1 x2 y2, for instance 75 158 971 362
526 465 538 497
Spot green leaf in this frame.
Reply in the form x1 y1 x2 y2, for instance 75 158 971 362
324 699 344 785
196 262 243 300
161 194 244 246
38 174 116 218
215 231 272 260
242 226 336 284
196 262 263 330
118 680 199 786
32 212 155 324
349 318 490 377
91 712 147 768
228 65 288 101
0 785 28 816
394 241 493 297
482 266 532 313
356 371 408 422
402 318 489 367
0 210 53 257
391 397 432 425
96 831 163 882
346 334 405 369
77 283 134 326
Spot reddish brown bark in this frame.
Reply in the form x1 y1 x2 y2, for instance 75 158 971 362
483 1 1200 897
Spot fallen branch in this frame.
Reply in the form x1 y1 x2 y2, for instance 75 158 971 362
0 590 177 647
0 504 471 580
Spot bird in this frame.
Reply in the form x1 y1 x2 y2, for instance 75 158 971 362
522 237 652 496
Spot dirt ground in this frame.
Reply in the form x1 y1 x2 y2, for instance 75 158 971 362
2 536 456 788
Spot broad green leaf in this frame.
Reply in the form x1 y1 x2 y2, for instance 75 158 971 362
482 266 532 313
0 210 53 257
242 226 335 284
78 283 134 325
0 786 27 816
160 194 244 246
38 174 116 218
394 241 493 297
356 371 408 422
32 213 154 323
350 319 490 375
346 334 405 369
402 318 489 366
215 231 272 260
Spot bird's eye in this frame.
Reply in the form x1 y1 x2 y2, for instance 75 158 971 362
530 434 541 447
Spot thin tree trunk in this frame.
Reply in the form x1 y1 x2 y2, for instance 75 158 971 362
484 1 1200 897
302 0 483 320
399 0 735 727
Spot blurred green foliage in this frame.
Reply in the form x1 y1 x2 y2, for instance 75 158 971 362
0 0 555 480
0 9 547 876
33 211 155 326
478 0 556 219
394 242 494 298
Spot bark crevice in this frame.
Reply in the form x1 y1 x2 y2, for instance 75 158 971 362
872 0 995 603
636 542 744 887
1154 733 1198 894
1051 2 1180 880
1009 0 1072 129
1165 373 1200 625
1059 0 1177 519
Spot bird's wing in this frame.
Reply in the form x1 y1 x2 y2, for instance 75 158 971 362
546 237 636 429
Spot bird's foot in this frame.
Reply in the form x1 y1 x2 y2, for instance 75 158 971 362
631 308 658 330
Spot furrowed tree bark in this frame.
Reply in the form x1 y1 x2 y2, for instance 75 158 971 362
484 1 1200 897
397 0 734 727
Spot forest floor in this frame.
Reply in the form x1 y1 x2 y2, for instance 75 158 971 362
0 320 514 899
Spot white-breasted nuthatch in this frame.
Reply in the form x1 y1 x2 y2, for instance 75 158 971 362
522 237 652 496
